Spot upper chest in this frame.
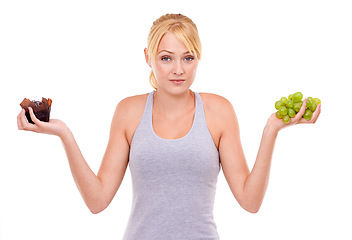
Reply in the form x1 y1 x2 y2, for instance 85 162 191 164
152 105 195 140
125 93 222 150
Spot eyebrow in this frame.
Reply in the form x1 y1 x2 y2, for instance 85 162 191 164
157 50 192 55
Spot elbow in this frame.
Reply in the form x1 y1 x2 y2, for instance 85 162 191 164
240 201 262 214
238 194 264 214
246 206 260 214
89 207 104 214
87 200 109 214
89 205 107 214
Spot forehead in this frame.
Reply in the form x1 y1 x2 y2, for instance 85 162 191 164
157 31 188 53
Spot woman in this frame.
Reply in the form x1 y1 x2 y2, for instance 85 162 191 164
17 13 321 239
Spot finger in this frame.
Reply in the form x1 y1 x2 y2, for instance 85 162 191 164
28 107 42 126
20 109 38 131
311 104 321 123
20 109 30 129
291 99 307 124
296 103 321 124
17 109 25 130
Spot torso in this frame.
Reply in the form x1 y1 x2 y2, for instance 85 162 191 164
123 92 222 150
123 91 221 240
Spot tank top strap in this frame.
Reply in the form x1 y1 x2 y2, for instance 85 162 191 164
144 90 155 120
193 92 206 126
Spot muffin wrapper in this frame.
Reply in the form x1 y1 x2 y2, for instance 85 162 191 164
20 97 52 124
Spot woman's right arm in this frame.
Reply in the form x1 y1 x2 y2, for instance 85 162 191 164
17 100 131 214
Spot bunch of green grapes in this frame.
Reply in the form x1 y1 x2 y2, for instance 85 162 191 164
275 92 321 124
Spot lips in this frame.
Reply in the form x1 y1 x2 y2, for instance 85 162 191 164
170 79 185 84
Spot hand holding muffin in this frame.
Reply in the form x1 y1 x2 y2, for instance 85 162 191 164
17 98 70 139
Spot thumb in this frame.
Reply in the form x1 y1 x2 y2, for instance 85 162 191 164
28 107 42 125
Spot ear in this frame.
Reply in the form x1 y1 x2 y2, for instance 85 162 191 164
144 48 151 68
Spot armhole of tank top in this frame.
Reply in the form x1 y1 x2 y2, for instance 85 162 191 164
129 91 154 144
196 93 221 161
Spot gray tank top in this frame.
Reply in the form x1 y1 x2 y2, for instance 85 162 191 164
123 91 221 240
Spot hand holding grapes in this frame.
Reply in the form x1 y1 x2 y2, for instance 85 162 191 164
267 93 321 133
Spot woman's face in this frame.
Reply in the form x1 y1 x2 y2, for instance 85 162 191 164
146 31 199 94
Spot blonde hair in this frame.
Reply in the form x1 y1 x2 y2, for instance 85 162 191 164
147 13 202 90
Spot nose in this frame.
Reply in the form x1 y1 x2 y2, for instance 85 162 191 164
173 60 184 75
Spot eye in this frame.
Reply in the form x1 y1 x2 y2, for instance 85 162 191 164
184 56 194 61
161 56 171 61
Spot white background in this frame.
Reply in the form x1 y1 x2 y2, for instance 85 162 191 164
1 0 351 239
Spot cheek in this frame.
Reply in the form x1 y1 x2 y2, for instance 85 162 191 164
153 62 170 78
186 63 198 76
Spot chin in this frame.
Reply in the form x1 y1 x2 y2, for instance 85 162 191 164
161 85 193 96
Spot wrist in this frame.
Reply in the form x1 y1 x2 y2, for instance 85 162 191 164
263 123 279 138
58 126 73 142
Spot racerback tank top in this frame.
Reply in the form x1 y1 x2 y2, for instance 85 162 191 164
123 91 221 240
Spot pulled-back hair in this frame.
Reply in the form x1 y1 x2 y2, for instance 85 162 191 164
147 13 202 89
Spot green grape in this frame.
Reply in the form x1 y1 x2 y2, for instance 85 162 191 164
288 108 296 118
306 97 313 109
292 92 303 102
313 98 321 105
286 100 294 109
279 106 288 116
282 115 290 124
293 101 303 112
309 101 317 112
303 109 313 120
276 111 283 119
275 100 285 110
274 93 320 122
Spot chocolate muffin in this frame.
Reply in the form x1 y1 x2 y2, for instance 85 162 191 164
20 97 52 124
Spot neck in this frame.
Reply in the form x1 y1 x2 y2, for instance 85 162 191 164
153 89 195 118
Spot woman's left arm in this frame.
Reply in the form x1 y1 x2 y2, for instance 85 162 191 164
217 97 321 213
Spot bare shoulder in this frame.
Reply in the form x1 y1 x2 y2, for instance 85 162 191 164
199 92 232 104
115 93 149 116
112 93 149 144
199 93 236 118
199 93 238 148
